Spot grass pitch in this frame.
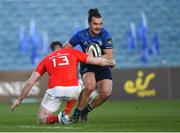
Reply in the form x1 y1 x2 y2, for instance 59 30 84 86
0 99 180 132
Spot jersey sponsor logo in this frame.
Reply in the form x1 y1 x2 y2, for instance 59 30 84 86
55 96 70 101
83 41 89 46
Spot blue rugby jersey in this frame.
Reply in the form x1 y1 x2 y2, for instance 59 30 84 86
69 28 113 73
69 28 113 54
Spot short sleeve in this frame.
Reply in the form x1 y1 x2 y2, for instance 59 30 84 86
35 58 46 76
102 29 113 49
69 31 81 47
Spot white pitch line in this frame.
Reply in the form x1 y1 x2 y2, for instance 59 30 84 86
0 125 80 130
17 125 80 129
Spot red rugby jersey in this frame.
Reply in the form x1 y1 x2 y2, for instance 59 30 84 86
35 48 88 88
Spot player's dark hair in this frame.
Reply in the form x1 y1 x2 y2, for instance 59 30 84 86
50 41 63 51
88 8 102 23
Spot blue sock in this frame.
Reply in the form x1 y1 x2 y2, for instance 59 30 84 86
73 108 81 119
82 104 93 115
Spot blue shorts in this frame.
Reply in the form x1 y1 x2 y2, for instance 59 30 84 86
80 64 112 82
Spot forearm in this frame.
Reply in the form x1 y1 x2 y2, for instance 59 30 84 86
11 72 41 111
86 56 115 66
18 82 34 101
18 72 40 101
99 57 115 66
101 54 113 60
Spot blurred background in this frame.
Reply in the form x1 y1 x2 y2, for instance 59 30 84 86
0 0 180 102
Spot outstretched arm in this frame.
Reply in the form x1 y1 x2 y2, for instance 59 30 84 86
102 49 114 59
11 71 41 111
100 49 116 68
86 56 116 67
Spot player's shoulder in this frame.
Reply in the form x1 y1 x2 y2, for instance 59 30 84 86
101 28 110 35
45 49 63 59
46 48 80 58
69 48 86 57
100 28 112 43
100 28 111 40
61 48 80 54
75 28 88 36
68 48 82 53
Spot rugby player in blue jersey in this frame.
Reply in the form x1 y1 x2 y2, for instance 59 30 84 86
64 8 115 123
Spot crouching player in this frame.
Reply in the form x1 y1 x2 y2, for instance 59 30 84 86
50 41 99 118
11 41 115 125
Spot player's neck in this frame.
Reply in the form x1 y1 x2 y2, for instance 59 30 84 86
88 28 98 37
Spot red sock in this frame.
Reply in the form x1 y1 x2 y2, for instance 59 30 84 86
64 99 76 115
45 115 58 124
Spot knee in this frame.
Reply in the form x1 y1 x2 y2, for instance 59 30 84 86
100 89 112 100
84 83 96 92
36 115 46 124
82 84 96 97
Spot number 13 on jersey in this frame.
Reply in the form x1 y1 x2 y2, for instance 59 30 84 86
51 55 69 67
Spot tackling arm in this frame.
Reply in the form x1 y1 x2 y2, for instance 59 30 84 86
102 49 114 59
86 56 116 67
101 49 116 68
11 71 41 111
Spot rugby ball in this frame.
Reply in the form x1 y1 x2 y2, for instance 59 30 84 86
86 43 102 57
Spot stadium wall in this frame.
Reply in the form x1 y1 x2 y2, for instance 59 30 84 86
0 67 180 103
111 67 180 100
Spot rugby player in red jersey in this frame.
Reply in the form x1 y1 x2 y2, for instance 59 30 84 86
11 41 115 125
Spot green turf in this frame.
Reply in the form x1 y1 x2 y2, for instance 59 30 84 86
0 99 180 132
